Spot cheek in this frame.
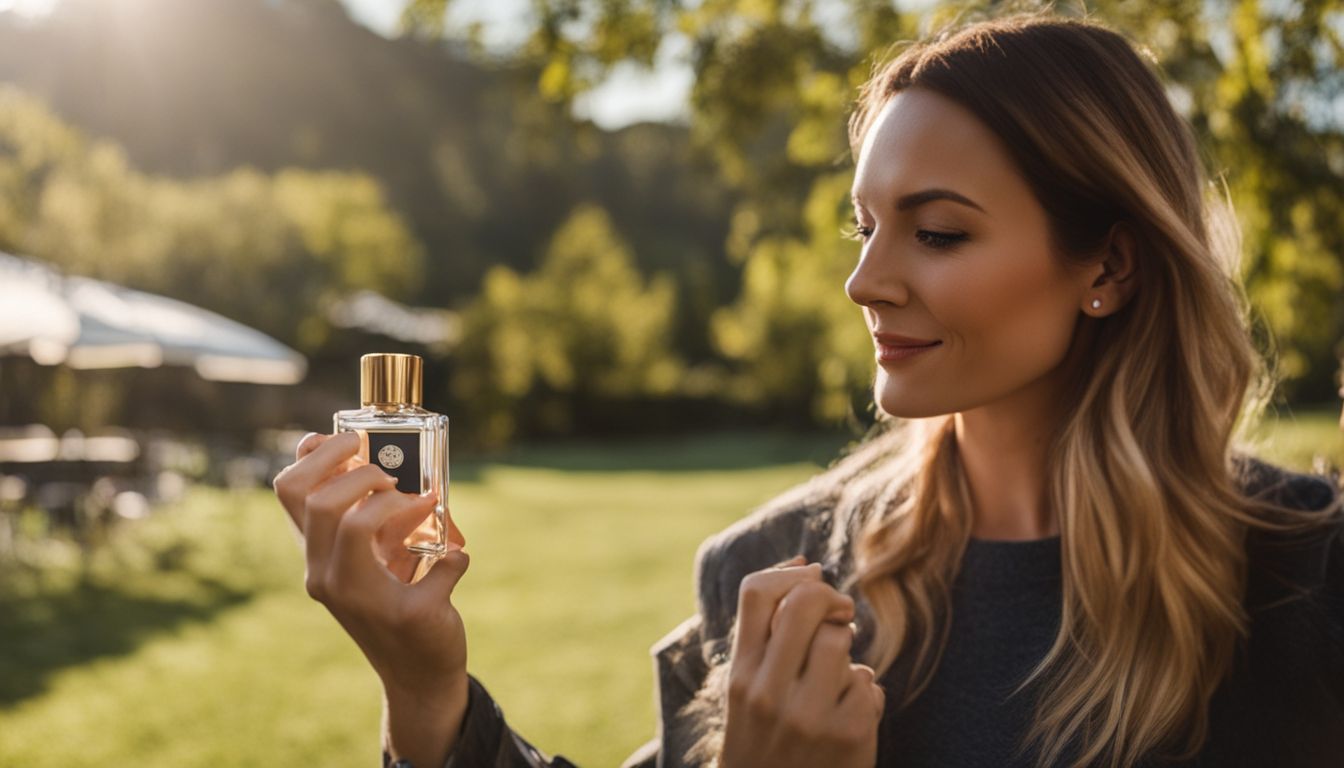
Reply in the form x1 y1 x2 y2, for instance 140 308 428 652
874 250 1078 417
956 255 1069 338
940 254 1078 381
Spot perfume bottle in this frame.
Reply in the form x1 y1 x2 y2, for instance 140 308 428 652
333 353 450 558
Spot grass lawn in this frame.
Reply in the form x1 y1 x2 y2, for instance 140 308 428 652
0 430 853 767
0 414 1339 767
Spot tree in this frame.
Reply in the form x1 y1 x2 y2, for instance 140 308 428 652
410 0 1344 409
0 85 424 354
452 203 683 445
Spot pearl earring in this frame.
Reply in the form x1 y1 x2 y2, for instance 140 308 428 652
1090 298 1102 310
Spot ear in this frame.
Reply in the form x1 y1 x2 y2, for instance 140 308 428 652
1082 221 1139 317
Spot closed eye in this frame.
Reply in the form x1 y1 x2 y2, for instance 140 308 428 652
842 212 967 250
841 213 873 242
916 230 968 249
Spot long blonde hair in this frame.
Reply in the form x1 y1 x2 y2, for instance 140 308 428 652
827 10 1343 768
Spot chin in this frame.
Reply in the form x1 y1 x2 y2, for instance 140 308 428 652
875 383 954 419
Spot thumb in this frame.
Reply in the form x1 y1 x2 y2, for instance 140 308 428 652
379 491 440 546
410 548 470 595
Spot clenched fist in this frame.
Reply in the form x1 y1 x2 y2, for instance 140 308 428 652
719 555 885 768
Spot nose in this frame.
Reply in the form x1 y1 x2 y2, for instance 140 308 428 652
845 240 909 308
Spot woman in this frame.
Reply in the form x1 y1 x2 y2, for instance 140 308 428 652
272 11 1344 768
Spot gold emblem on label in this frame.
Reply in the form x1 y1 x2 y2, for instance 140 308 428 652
377 444 405 470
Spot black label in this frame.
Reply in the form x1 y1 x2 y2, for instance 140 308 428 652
368 431 421 493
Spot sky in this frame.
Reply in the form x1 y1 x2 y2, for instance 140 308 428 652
0 0 58 16
339 0 695 130
0 0 694 130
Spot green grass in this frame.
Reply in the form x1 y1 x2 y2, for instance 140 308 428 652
0 417 1338 767
0 429 852 767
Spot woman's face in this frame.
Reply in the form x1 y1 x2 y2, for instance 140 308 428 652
846 87 1092 419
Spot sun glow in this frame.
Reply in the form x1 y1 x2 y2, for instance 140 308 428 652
0 0 58 19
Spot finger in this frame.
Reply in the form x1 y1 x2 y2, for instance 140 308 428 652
380 544 421 584
330 488 439 586
305 463 398 576
731 561 824 675
295 431 326 461
297 432 371 485
375 490 442 553
409 547 470 597
798 621 855 707
375 495 468 582
836 664 884 723
297 432 367 472
274 431 364 520
769 590 854 637
375 522 431 584
372 490 441 579
445 511 467 549
756 580 855 693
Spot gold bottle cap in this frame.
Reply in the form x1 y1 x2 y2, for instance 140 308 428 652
360 353 422 407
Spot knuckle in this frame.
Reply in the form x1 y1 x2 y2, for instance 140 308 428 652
777 583 821 618
296 431 321 455
272 465 292 490
817 625 853 656
737 572 764 604
744 684 778 720
851 663 876 683
790 580 832 604
726 669 752 702
304 488 331 516
304 572 327 603
272 468 297 500
319 572 343 603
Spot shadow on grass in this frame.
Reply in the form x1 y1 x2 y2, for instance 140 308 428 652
0 571 254 708
463 429 861 474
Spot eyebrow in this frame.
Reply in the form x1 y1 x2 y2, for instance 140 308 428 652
851 188 988 216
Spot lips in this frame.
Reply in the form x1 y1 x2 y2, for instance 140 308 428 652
873 332 941 348
873 331 941 364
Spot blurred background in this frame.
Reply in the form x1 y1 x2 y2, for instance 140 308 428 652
0 0 1340 765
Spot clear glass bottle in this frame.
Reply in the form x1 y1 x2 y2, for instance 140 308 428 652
333 353 450 558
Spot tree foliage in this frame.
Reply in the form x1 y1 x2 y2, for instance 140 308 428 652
411 0 1344 408
453 203 683 445
0 85 423 354
2 0 1340 445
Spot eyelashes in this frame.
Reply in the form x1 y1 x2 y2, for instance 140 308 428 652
840 215 871 242
842 213 968 250
914 229 968 249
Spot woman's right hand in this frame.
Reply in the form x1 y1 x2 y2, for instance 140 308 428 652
719 556 885 768
272 431 472 763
